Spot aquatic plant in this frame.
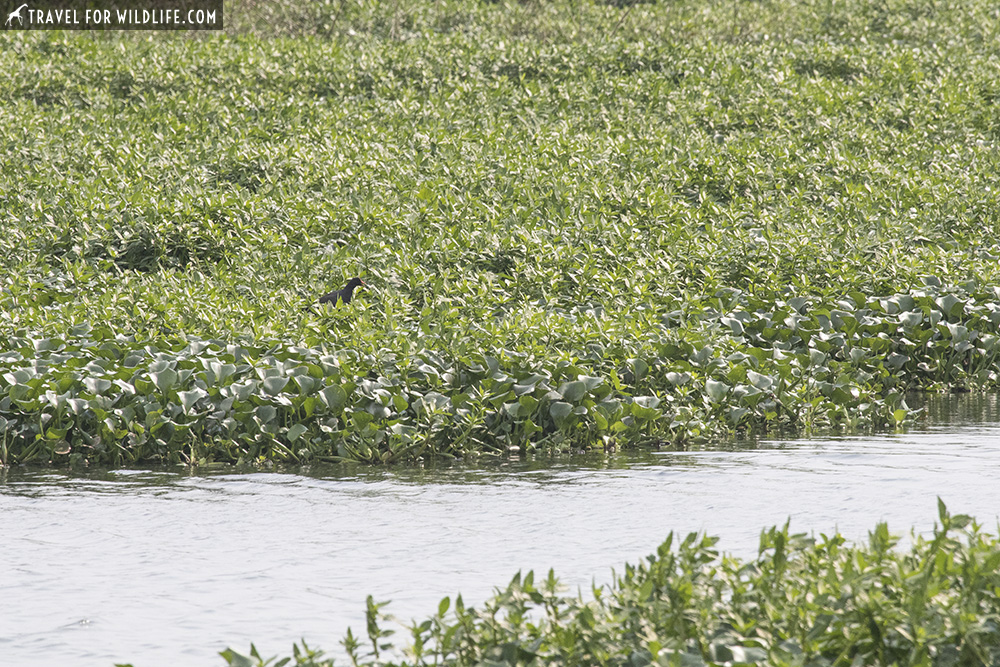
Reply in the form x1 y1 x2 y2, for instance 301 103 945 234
220 502 1000 666
4 0 1000 463
6 280 1000 464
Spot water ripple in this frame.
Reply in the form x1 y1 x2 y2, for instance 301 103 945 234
4 403 1000 666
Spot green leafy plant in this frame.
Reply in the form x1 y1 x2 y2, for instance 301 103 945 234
221 503 1000 666
4 0 1000 463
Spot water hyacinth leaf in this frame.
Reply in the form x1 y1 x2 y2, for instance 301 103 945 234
293 375 319 395
263 376 289 395
503 401 523 419
747 370 773 390
84 377 112 395
232 381 256 402
830 386 859 404
522 418 542 435
301 395 317 417
666 372 690 386
730 646 767 663
415 392 450 415
727 406 750 424
705 379 729 403
45 426 68 441
519 394 539 412
886 353 908 369
935 294 962 317
255 405 277 424
10 384 34 401
721 317 745 336
628 358 649 379
321 385 347 413
692 346 714 366
214 362 237 383
114 379 137 396
389 423 418 440
352 412 373 429
558 380 587 402
417 364 440 379
34 338 59 352
150 369 178 393
178 387 208 413
366 403 391 420
513 382 538 396
941 322 969 340
657 649 706 667
286 423 308 442
149 359 174 374
3 369 33 385
631 396 661 422
549 401 573 420
633 396 660 410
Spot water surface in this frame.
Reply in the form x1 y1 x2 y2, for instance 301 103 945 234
2 394 1000 666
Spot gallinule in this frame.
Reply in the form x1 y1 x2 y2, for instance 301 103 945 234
319 277 366 306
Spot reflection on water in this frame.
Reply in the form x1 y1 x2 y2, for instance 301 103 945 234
2 394 1000 667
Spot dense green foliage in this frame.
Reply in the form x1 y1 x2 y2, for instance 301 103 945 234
221 504 1000 666
4 0 1000 463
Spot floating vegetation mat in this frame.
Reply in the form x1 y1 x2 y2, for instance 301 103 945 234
3 0 1000 463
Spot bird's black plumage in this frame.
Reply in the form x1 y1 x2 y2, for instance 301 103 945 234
319 277 366 306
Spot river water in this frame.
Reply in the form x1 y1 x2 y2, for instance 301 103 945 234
2 394 1000 666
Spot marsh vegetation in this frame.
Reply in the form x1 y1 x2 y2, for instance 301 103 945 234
3 0 1000 468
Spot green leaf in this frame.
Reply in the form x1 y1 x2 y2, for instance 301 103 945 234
287 423 308 442
935 293 962 316
84 377 113 395
549 401 573 420
558 380 587 402
255 405 277 424
263 376 289 395
150 369 178 393
705 379 729 403
321 385 348 413
415 392 450 414
747 371 773 390
218 648 255 667
178 387 208 413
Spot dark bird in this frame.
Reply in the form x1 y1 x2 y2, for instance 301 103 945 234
319 277 367 306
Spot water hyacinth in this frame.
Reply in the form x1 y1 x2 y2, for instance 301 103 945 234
2 281 1000 465
5 0 1000 463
